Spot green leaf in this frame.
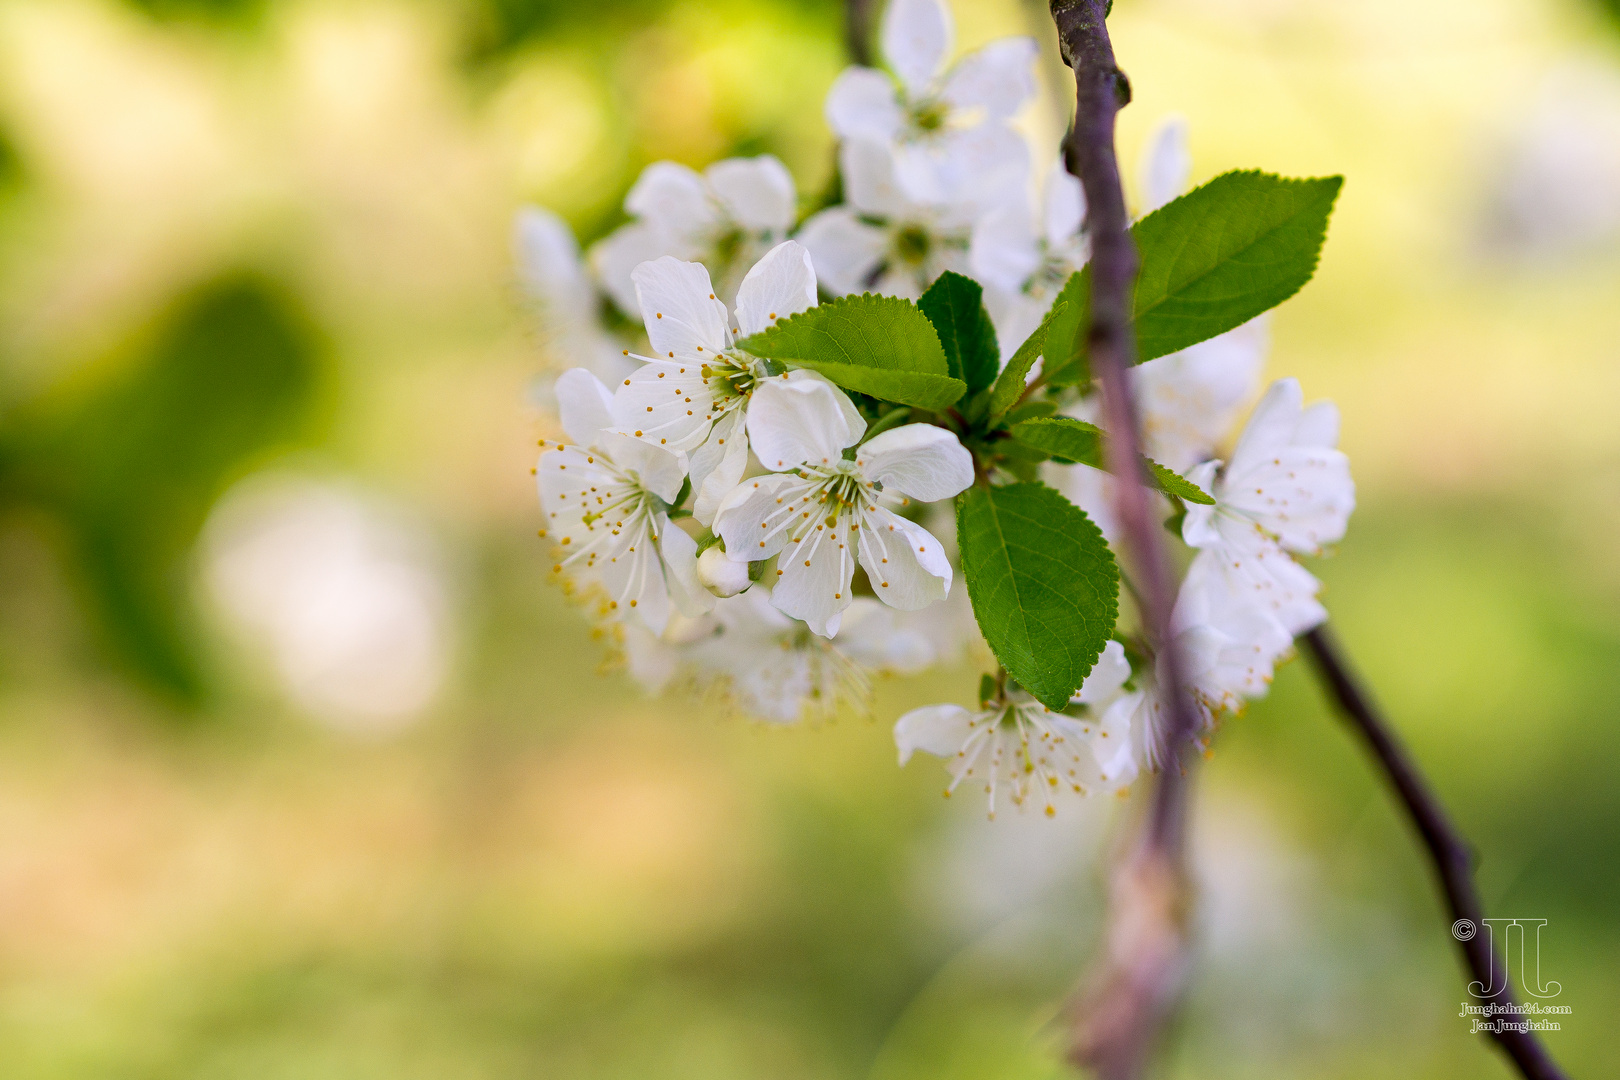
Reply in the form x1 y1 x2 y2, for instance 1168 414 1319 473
957 482 1119 710
737 293 966 409
1142 459 1215 505
984 300 1065 422
1131 170 1341 361
1010 416 1214 504
918 271 999 393
859 405 914 444
1000 400 1057 427
1010 415 1104 464
1040 273 1091 386
1041 171 1343 380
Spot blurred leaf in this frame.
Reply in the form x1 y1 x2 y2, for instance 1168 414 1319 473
122 0 264 24
738 293 965 410
1044 171 1342 380
957 482 1118 710
0 123 20 191
465 0 669 63
918 271 999 392
1010 416 1214 504
2 274 322 703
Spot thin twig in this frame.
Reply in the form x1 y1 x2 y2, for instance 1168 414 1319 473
1047 2 1203 1077
1303 625 1569 1080
844 0 876 67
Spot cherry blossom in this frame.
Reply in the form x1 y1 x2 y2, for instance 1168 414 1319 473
712 376 973 636
612 241 822 524
537 368 712 633
825 0 1034 207
591 156 797 316
894 641 1142 818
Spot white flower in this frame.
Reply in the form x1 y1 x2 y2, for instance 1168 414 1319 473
1182 378 1355 558
537 368 713 633
1137 114 1191 215
893 641 1141 819
590 156 797 316
1133 316 1269 473
973 159 1089 356
712 378 973 637
825 0 1034 206
612 241 820 524
514 206 634 387
1173 562 1298 708
799 139 978 299
688 589 937 723
1047 317 1269 543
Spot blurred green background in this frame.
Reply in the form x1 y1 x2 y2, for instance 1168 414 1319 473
0 0 1616 1077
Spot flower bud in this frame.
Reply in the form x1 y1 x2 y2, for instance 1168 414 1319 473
698 544 752 597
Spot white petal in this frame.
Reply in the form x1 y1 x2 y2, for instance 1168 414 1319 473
705 155 797 233
893 703 976 764
1139 115 1191 214
597 430 687 503
611 357 715 452
789 369 866 437
1295 400 1340 448
771 517 857 637
690 411 751 526
856 507 951 611
589 221 676 319
940 37 1037 119
969 199 1040 293
1043 159 1086 246
713 473 812 563
897 123 1030 210
825 66 904 141
1179 460 1224 548
553 367 616 447
881 0 952 95
1134 317 1268 472
536 445 617 526
1228 378 1305 468
982 285 1048 363
588 511 669 633
514 206 586 305
1226 447 1355 555
733 241 818 338
835 599 936 673
631 256 732 359
625 160 720 235
798 207 888 296
658 517 716 617
1222 379 1354 552
1179 543 1324 644
839 137 909 218
856 424 974 502
746 375 864 469
1077 639 1132 707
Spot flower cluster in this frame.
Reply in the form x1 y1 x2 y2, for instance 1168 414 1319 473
518 0 1354 817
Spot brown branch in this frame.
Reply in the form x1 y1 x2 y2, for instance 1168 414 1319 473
844 0 876 67
1303 626 1569 1080
1048 3 1203 1077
